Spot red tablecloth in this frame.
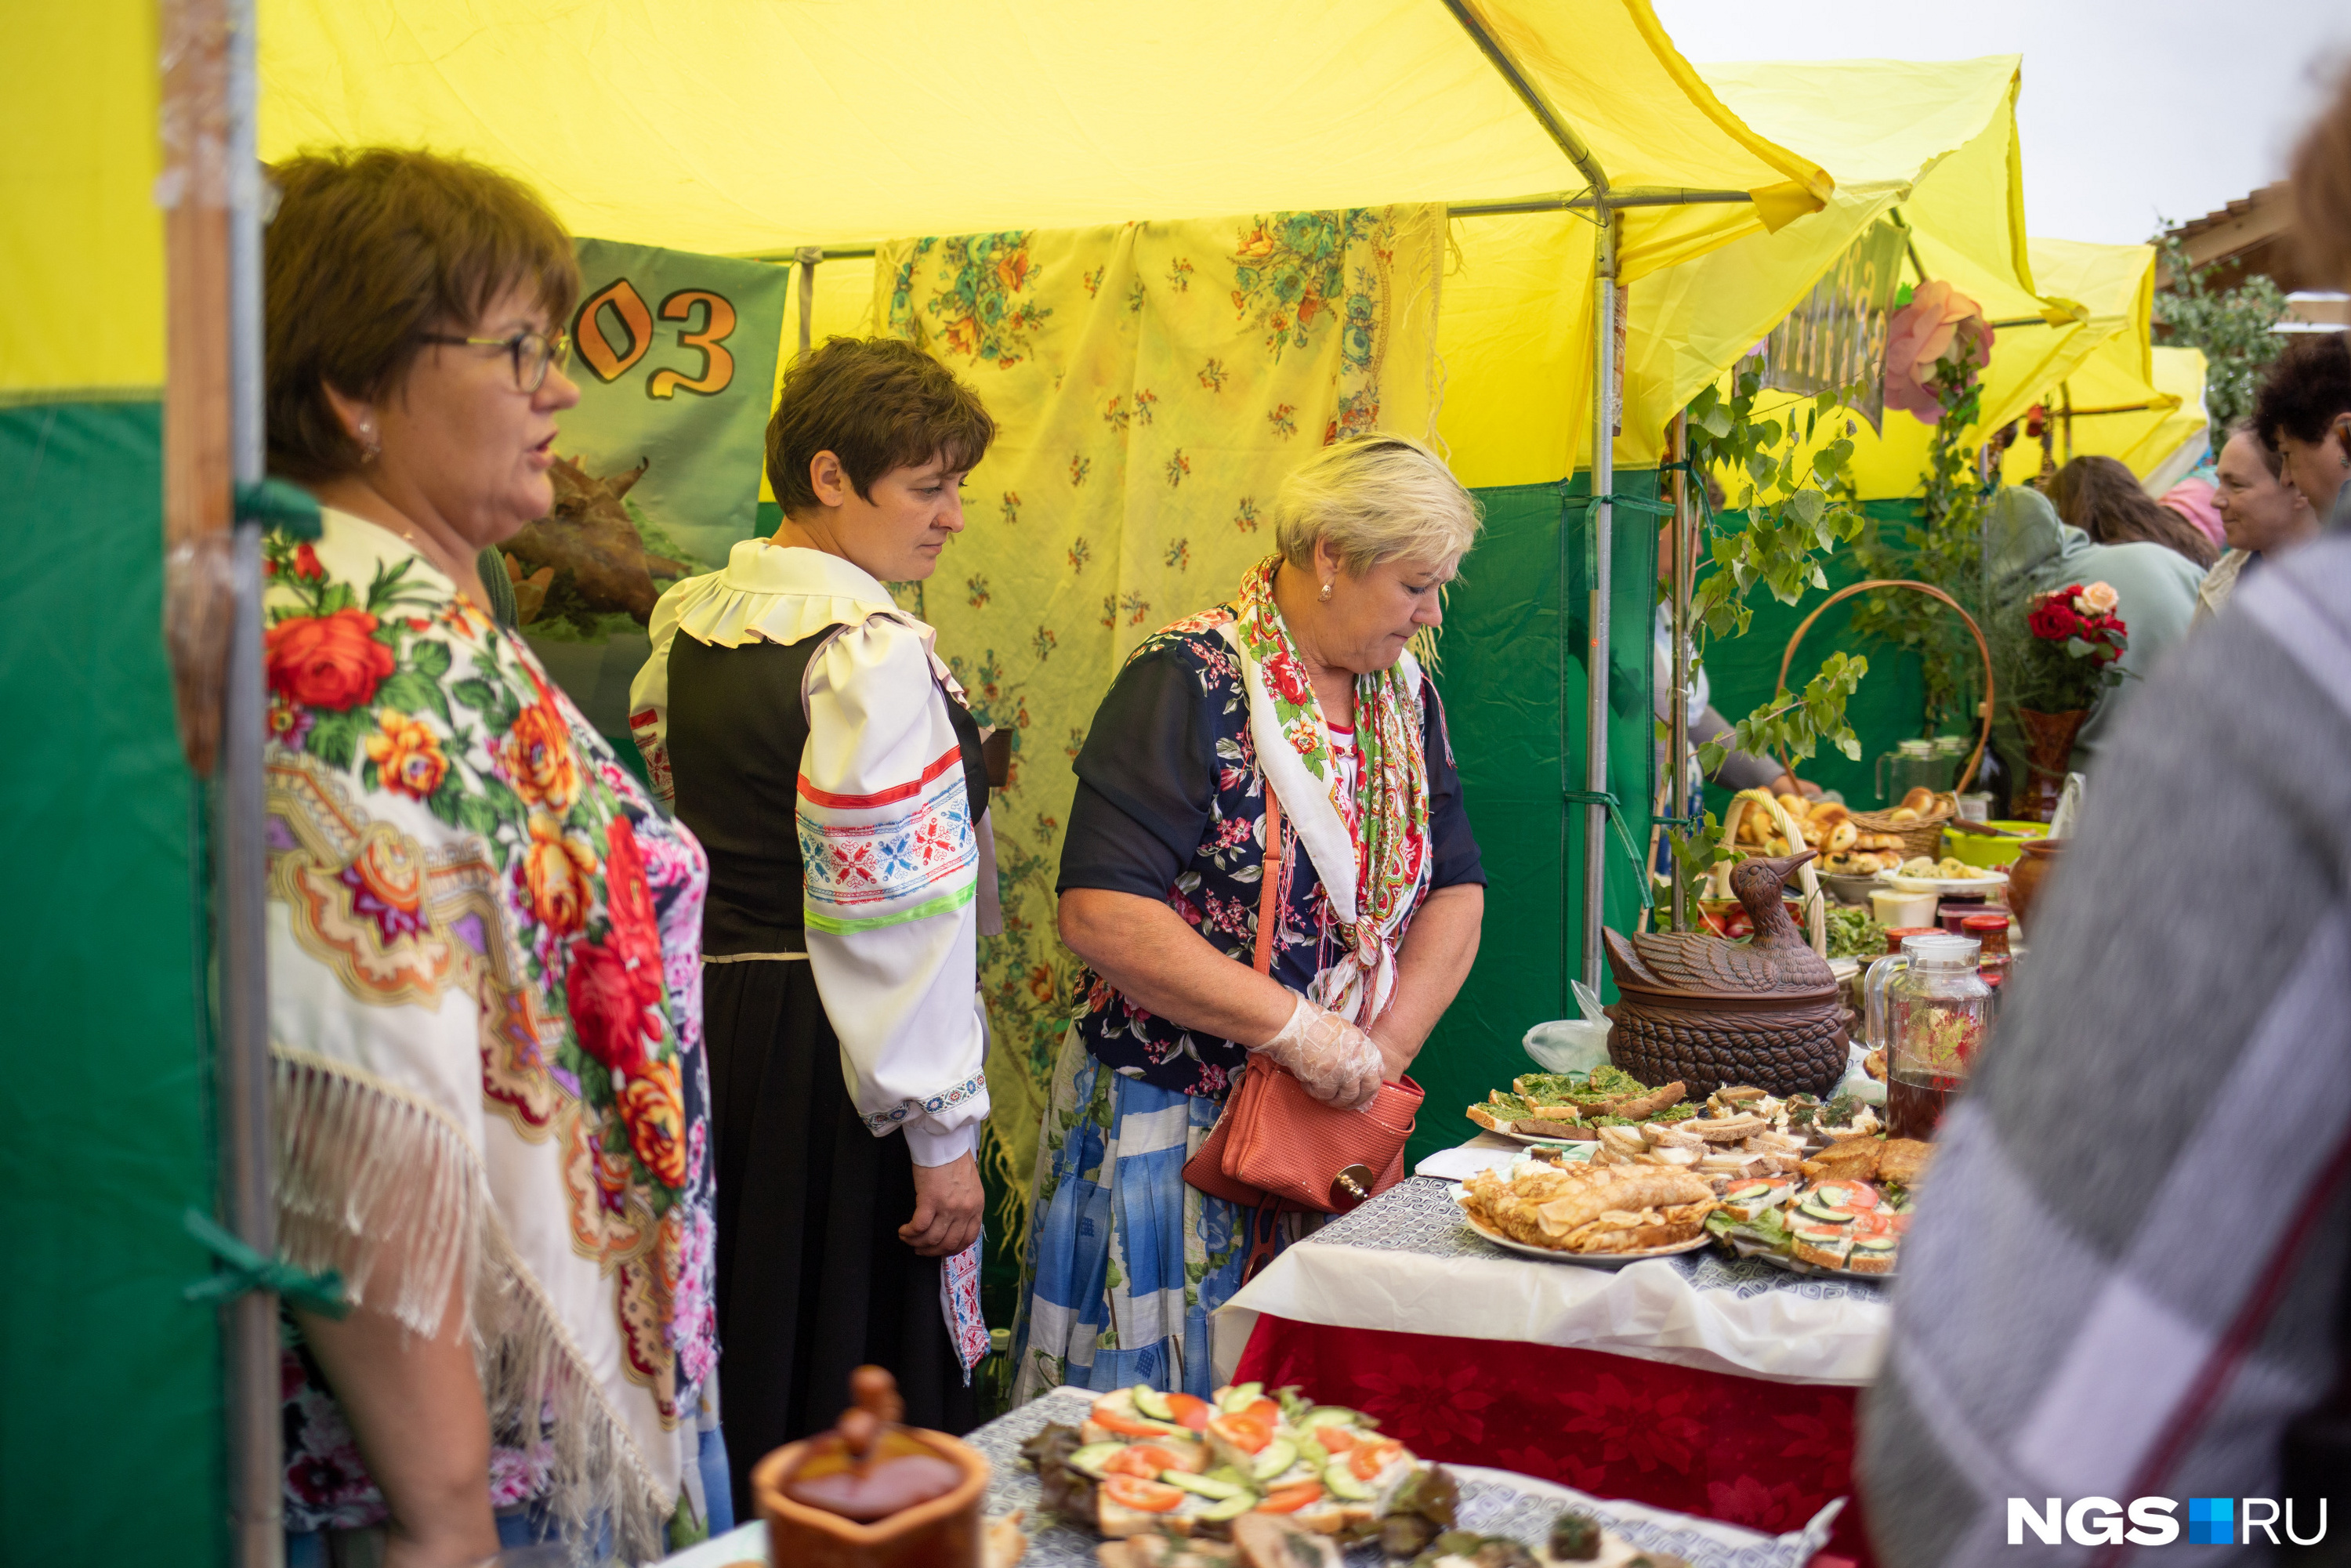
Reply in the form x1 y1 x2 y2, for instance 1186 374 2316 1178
1233 1316 1874 1566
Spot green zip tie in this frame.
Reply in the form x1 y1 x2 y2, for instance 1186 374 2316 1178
1563 788 1654 911
183 1208 350 1318
236 476 324 541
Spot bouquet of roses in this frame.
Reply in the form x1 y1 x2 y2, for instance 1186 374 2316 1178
2012 581 2129 714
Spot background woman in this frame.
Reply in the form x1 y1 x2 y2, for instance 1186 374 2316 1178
262 149 719 1565
2050 454 2220 570
629 337 997 1519
1012 434 1487 1400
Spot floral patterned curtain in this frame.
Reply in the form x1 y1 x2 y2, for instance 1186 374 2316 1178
874 206 1444 1258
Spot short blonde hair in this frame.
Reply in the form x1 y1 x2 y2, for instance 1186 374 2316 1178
1273 434 1483 577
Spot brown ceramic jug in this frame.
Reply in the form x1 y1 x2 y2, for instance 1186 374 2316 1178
752 1367 989 1568
2006 837 2066 929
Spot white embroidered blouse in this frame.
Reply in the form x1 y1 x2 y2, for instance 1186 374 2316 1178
631 541 991 1167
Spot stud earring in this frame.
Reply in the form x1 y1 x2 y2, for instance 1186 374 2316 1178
357 422 380 461
1319 580 1333 602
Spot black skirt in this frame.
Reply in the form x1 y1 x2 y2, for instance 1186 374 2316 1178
704 955 978 1521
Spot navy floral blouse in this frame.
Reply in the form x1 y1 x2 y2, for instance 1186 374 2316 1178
1056 621 1484 1099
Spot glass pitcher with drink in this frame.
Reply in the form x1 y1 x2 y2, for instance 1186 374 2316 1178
1861 932 1991 1139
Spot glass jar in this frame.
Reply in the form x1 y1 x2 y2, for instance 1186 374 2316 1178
1875 737 1953 805
1862 932 1991 1140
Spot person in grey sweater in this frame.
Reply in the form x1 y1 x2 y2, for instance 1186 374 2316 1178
1856 530 2351 1563
1987 486 2203 770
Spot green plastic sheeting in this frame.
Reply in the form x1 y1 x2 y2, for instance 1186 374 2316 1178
0 402 223 1563
1404 472 1657 1169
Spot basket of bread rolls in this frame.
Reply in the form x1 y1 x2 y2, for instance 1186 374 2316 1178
1770 578 1993 867
1842 786 1959 862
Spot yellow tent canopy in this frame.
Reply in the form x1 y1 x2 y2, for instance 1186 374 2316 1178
255 0 1824 255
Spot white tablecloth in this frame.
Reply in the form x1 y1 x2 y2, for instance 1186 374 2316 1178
1214 1139 1891 1388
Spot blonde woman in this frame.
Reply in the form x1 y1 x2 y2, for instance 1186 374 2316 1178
1011 435 1487 1400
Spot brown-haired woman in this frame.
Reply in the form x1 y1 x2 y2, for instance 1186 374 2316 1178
263 149 722 1564
2049 454 2220 570
631 335 998 1516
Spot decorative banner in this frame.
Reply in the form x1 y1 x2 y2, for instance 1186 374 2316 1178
875 208 1444 1277
1759 216 1907 432
516 237 788 738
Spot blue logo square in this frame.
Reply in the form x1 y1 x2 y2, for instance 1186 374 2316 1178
2187 1498 2234 1545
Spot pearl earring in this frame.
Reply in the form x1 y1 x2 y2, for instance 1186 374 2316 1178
358 422 380 461
1319 580 1333 602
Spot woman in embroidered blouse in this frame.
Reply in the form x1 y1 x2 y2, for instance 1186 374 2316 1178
629 336 998 1515
1012 434 1487 1400
260 150 719 1566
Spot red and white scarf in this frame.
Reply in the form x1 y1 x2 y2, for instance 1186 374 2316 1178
1219 553 1433 1023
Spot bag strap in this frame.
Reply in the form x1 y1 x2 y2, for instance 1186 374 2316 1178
1253 790 1284 976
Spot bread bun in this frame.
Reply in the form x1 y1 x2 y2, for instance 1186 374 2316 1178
1900 786 1937 816
1887 807 1918 824
1809 802 1851 827
1827 820 1857 853
1777 792 1807 820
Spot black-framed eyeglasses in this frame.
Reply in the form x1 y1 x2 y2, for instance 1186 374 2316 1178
417 328 572 392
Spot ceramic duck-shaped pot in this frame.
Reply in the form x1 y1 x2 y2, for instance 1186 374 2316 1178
1603 851 1849 1099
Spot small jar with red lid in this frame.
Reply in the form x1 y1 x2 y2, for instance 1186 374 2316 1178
1960 911 2012 998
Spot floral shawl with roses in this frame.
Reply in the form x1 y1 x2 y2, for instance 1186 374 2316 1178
260 512 715 1557
1061 607 1483 1099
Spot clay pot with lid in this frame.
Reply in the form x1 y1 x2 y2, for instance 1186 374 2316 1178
752 1367 989 1568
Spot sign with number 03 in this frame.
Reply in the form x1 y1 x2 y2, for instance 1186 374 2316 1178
520 237 788 741
563 236 789 567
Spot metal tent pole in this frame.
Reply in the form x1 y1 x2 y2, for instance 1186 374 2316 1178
225 0 280 1559
1582 212 1620 991
1668 411 1691 933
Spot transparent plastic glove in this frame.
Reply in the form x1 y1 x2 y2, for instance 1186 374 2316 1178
1253 993 1383 1110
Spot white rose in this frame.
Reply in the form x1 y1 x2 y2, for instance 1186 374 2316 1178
2077 581 2120 616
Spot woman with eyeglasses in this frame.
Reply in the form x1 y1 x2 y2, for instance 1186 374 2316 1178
261 147 723 1566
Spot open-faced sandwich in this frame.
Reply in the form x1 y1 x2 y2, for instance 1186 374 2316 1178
1702 1138 1933 1276
1022 1382 1457 1557
1465 1066 1696 1140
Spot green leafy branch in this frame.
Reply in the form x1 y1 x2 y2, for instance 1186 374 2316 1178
2151 230 2286 443
1853 348 1992 734
1661 368 1874 914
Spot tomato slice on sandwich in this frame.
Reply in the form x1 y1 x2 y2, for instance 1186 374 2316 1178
1102 1475 1186 1513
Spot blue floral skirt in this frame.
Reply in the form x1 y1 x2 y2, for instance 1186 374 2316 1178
1010 1026 1313 1404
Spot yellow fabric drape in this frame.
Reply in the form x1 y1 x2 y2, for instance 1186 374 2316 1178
873 207 1444 1211
2 0 164 397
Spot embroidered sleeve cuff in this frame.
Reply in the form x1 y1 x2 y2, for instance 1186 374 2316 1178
905 1120 980 1168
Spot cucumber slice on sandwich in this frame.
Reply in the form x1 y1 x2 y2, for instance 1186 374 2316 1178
1133 1385 1176 1422
1251 1439 1299 1481
1164 1471 1252 1500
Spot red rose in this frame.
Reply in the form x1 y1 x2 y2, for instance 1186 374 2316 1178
1266 657 1316 709
603 817 663 972
2027 599 2080 642
566 937 656 1077
293 543 325 582
265 609 394 712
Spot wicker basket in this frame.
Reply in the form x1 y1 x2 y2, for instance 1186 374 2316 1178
1844 801 1957 862
1777 578 1994 863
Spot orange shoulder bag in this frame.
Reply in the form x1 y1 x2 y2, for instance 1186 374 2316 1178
1179 788 1422 1215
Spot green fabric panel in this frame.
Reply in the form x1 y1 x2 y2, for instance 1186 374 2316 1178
1695 500 1930 815
1406 471 1657 1168
0 402 222 1561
